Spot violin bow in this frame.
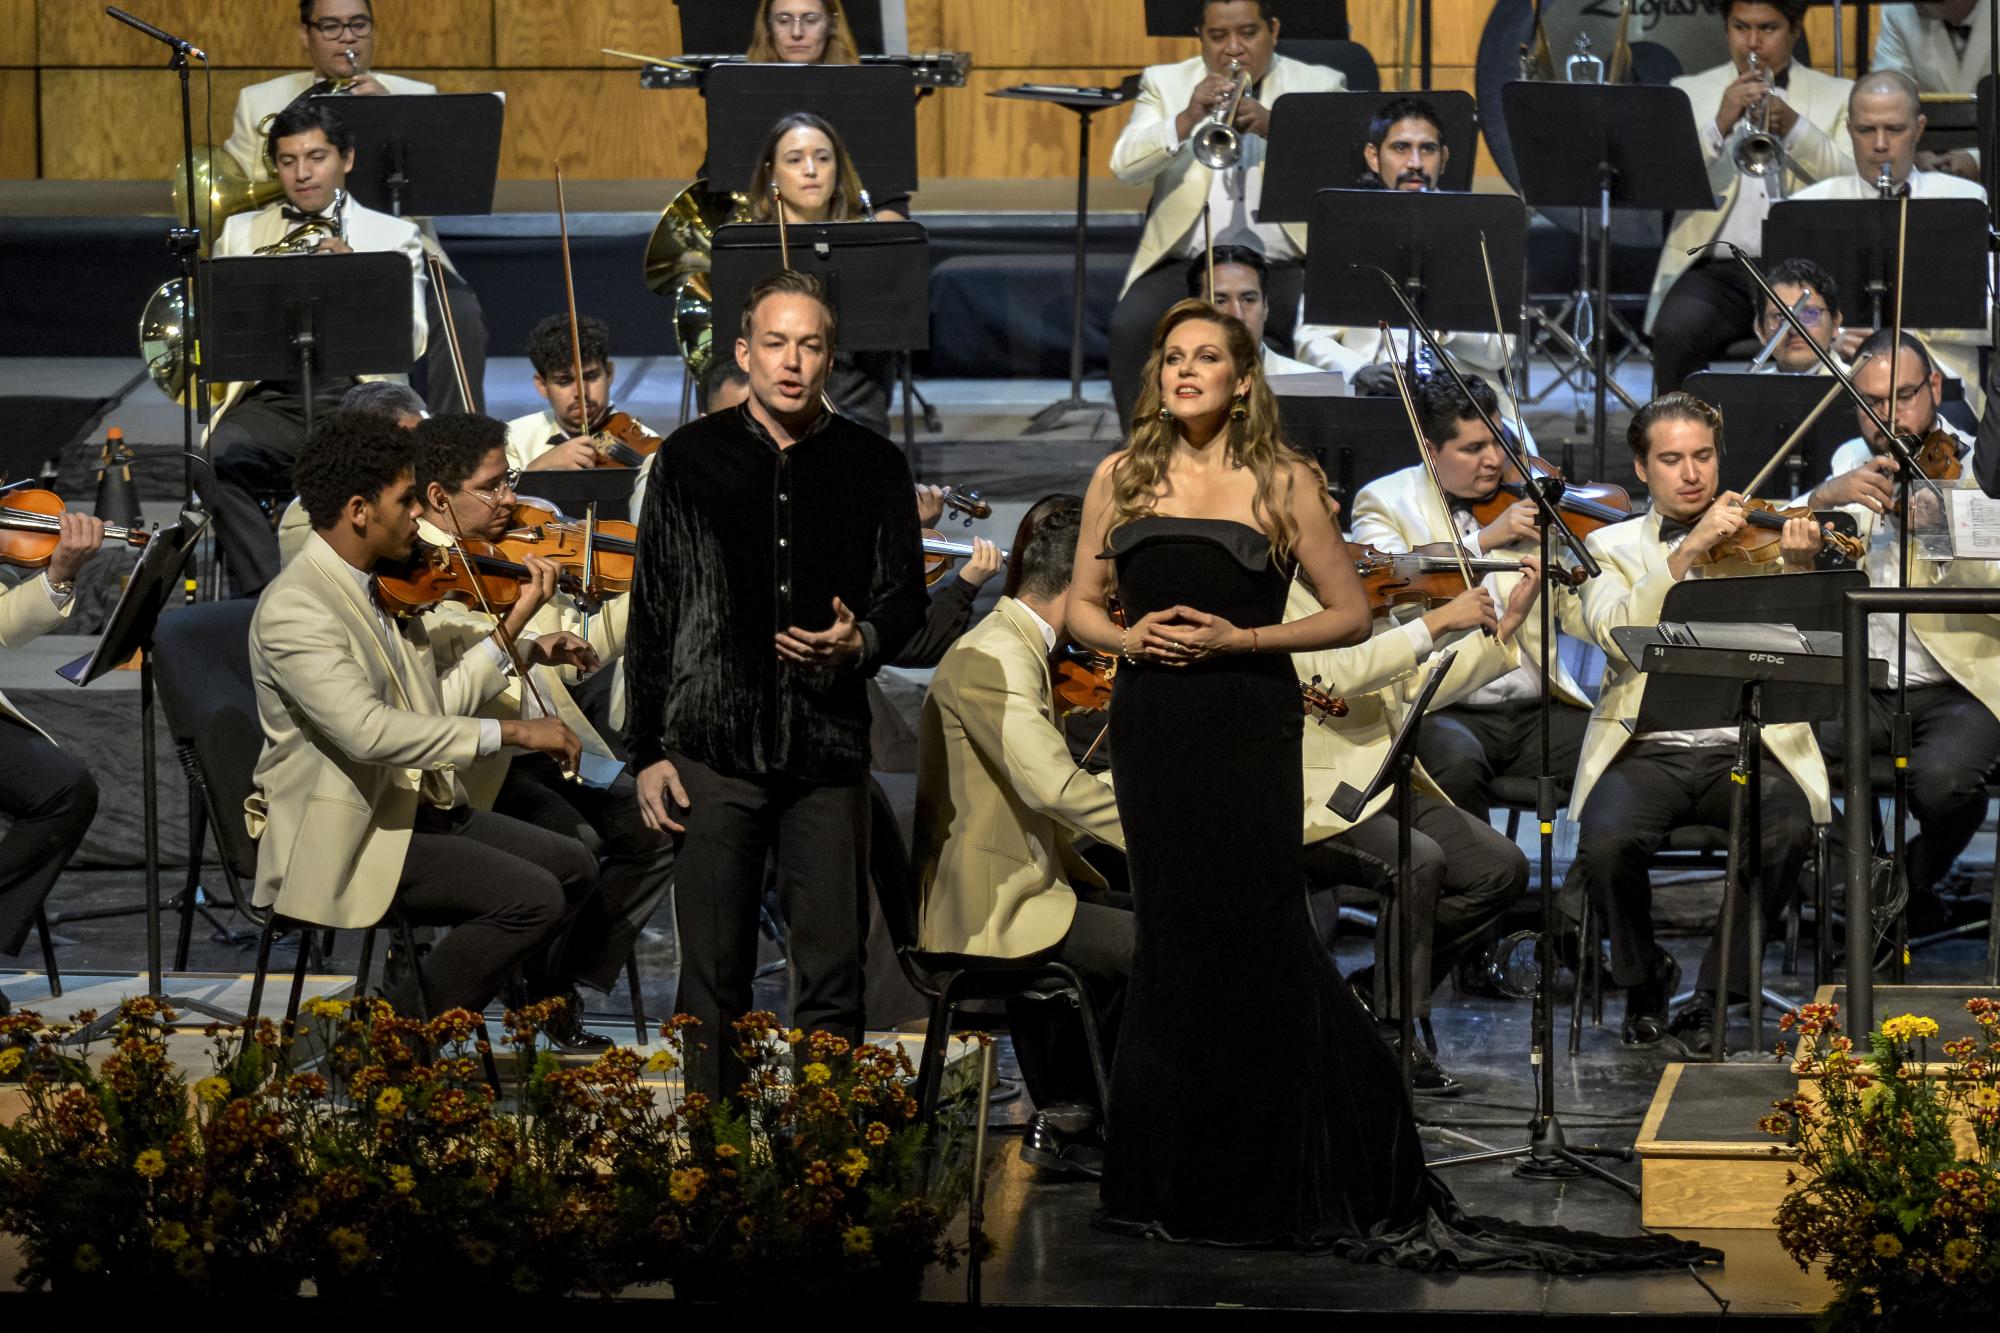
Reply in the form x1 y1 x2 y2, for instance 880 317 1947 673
1202 205 1215 304
424 251 473 410
1475 230 1533 457
1382 323 1487 630
555 161 597 444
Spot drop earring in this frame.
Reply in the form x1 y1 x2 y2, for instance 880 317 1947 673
1157 405 1174 422
1229 394 1248 421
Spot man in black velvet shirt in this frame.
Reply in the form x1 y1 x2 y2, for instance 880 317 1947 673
627 269 928 1096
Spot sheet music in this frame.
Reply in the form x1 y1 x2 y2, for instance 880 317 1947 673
1948 488 2000 560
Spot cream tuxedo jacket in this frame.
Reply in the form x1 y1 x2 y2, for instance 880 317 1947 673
915 598 1124 959
0 575 72 742
1647 61 1854 331
245 533 508 929
1108 54 1345 293
1287 579 1522 842
207 197 429 434
1348 463 1593 709
503 409 658 503
1873 4 1992 95
1556 510 1832 823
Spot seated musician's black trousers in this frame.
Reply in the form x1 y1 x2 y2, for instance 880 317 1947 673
1303 793 1529 1020
1108 259 1304 426
1650 258 1757 396
1566 740 1812 997
207 398 309 598
1418 698 1592 814
0 716 98 955
1818 681 2000 897
420 268 490 417
1004 893 1133 1116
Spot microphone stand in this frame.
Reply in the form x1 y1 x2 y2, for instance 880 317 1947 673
1711 241 1944 987
1356 267 1634 1195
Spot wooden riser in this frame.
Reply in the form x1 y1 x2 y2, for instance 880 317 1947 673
1636 1062 1800 1231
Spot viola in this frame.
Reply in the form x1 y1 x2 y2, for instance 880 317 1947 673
372 539 535 618
1467 456 1635 542
501 498 638 597
1348 540 1555 622
0 489 150 569
1696 496 1869 569
1300 675 1349 722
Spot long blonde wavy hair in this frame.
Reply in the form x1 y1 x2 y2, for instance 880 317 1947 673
746 0 861 64
1107 299 1326 567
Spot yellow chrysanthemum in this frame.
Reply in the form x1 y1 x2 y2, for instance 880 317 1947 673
669 1167 707 1204
303 997 346 1022
803 1062 831 1085
388 1164 415 1195
71 1243 101 1274
133 1149 166 1179
151 1221 190 1252
0 1047 23 1076
644 1050 677 1074
375 1087 404 1116
1872 1233 1904 1259
194 1076 230 1103
1943 1238 1978 1270
1972 1087 2000 1110
842 1225 874 1257
1880 1014 1940 1042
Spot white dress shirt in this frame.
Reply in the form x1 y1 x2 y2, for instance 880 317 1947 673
1634 526 1739 748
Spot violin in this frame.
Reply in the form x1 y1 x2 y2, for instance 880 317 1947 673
1053 642 1116 715
1696 496 1869 568
920 488 1002 585
583 408 663 470
500 498 638 597
1909 429 1963 482
1301 676 1349 722
0 489 150 568
371 539 538 618
1349 540 1559 622
1467 456 1635 542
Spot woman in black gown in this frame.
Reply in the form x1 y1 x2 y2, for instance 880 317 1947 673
1065 301 1719 1271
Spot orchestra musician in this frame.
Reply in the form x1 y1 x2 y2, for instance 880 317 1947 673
341 380 428 426
915 494 1129 1178
1870 0 1990 180
410 413 674 1051
1559 394 1828 1056
1291 551 1543 1095
1791 70 1990 413
625 270 929 1099
898 486 1003 669
1189 244 1339 380
245 411 594 1016
746 112 908 437
1799 331 2000 923
0 512 103 1017
1752 258 1849 374
1647 0 1853 395
1106 0 1345 425
223 0 490 415
503 315 660 476
747 0 862 65
1348 376 1594 817
208 101 428 599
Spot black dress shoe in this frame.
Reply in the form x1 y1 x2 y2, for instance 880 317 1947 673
1347 965 1379 1021
1666 997 1719 1058
1620 951 1682 1048
542 992 614 1055
1019 1107 1104 1180
1399 1039 1464 1098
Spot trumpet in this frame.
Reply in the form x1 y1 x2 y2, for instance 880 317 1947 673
1733 52 1807 199
1191 61 1251 171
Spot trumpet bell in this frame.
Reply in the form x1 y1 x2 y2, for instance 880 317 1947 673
139 278 192 403
1191 122 1242 171
644 180 749 383
170 147 284 257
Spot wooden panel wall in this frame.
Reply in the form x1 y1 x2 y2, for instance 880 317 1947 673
0 0 1879 183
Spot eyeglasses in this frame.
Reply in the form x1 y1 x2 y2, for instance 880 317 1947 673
773 13 828 31
308 17 373 38
1766 306 1829 327
459 470 521 507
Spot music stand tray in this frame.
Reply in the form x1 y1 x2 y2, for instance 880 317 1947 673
307 92 503 219
1301 188 1527 334
1685 371 1866 500
705 65 919 199
1144 0 1348 38
674 0 887 54
1763 199 1989 330
1261 91 1478 218
513 468 639 525
1274 392 1413 510
710 221 930 356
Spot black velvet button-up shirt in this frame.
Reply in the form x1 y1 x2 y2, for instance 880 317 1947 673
624 404 927 783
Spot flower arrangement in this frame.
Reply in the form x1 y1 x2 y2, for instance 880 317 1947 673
0 997 978 1301
1762 998 2000 1330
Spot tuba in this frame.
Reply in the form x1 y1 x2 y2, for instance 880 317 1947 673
643 180 751 383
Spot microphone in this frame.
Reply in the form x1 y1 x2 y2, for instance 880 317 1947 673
105 6 208 61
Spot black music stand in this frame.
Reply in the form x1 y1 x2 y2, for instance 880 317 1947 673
1302 190 1527 370
62 511 238 1038
990 81 1139 436
306 93 504 220
1685 371 1864 501
514 468 639 526
1259 91 1479 215
1503 83 1711 479
1144 0 1348 37
1614 569 1869 1060
1273 392 1410 509
1763 199 1989 332
1329 650 1456 1100
704 65 919 199
198 253 417 441
674 0 888 54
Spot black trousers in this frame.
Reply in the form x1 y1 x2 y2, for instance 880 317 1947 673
1418 697 1592 814
493 753 677 993
1651 258 1758 396
0 717 98 956
1003 892 1133 1115
1566 741 1813 996
1109 257 1304 426
208 397 310 597
394 803 598 1014
669 752 870 1099
1819 682 2000 897
419 267 490 417
1303 793 1528 1020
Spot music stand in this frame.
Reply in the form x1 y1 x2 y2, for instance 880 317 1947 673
1273 391 1411 510
991 81 1139 436
1615 569 1871 1060
673 0 888 54
1302 190 1527 364
62 511 239 1038
1259 92 1479 216
198 253 417 441
514 468 639 525
1503 83 1712 479
1143 0 1348 38
307 93 504 220
1763 199 1989 332
704 65 919 199
1685 371 1863 501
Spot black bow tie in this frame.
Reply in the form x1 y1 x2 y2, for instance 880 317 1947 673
281 204 328 224
1657 513 1697 545
1769 65 1790 90
1946 21 1974 53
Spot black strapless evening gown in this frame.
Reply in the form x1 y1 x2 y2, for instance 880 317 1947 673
1097 518 1719 1272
